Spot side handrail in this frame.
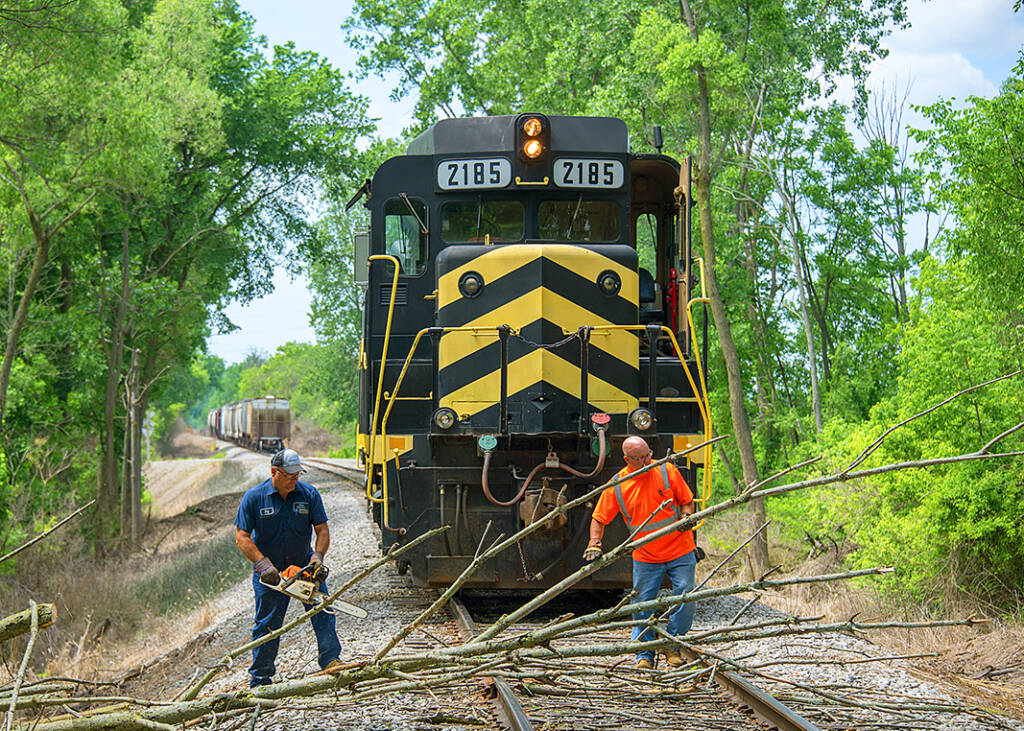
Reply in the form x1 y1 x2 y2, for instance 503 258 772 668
374 324 514 533
366 255 400 505
683 255 713 513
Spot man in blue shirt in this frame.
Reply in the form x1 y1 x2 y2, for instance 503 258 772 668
234 449 342 686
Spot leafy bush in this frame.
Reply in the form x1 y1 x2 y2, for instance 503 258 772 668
770 258 1024 606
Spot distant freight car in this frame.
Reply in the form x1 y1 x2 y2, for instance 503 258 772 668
208 396 291 452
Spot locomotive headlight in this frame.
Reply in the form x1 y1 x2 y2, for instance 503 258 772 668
630 408 654 431
523 139 544 159
433 407 457 430
522 117 543 136
458 271 484 298
596 270 621 296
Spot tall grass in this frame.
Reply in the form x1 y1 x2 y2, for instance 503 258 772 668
0 526 252 679
132 530 250 616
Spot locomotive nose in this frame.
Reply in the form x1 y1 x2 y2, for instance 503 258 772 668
435 243 640 434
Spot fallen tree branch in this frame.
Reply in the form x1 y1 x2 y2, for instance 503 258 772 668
0 501 96 567
4 601 39 731
0 604 56 643
373 522 500 661
16 423 1024 729
843 370 1022 474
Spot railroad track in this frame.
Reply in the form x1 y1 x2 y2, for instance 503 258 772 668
450 593 822 731
306 458 820 731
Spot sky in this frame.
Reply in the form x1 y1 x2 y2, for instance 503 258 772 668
206 0 1024 364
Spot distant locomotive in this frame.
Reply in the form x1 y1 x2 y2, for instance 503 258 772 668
208 396 292 452
353 114 712 589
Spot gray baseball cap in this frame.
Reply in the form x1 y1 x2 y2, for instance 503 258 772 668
271 448 306 474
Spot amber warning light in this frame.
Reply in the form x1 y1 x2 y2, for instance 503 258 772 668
517 114 549 163
522 117 543 137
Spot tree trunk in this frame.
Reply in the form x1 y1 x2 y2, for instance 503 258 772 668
129 347 143 541
693 171 768 575
792 230 822 433
97 228 130 544
680 0 768 576
121 419 130 537
778 182 822 434
0 212 50 427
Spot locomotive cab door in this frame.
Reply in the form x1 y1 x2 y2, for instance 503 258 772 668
359 155 437 466
629 155 683 341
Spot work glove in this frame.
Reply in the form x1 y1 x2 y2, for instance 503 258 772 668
583 542 603 562
309 552 329 581
255 557 280 586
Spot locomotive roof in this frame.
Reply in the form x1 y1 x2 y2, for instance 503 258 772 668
405 115 630 156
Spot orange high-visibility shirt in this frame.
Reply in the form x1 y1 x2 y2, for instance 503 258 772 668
592 462 694 563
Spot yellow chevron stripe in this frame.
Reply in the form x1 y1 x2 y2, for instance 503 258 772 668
439 288 638 368
440 349 638 416
438 244 637 310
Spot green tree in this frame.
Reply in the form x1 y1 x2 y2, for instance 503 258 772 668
822 259 1022 603
916 65 1024 329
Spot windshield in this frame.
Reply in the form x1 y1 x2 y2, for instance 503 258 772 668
539 198 620 241
441 199 524 243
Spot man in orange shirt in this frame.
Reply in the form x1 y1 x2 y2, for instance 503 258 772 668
584 436 696 669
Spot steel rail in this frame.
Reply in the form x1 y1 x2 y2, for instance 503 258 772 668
302 457 366 483
450 598 535 731
678 647 820 731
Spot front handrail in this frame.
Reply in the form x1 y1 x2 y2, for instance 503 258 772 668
562 315 713 518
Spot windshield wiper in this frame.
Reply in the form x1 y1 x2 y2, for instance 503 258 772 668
400 193 428 234
565 194 584 239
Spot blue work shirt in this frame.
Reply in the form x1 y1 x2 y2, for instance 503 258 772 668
234 479 328 571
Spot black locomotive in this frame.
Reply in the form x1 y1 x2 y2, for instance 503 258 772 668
353 114 711 589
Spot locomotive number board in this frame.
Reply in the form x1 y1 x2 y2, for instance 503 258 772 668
554 158 624 189
437 158 512 190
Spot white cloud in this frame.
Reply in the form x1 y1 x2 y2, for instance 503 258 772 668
868 48 998 106
887 0 1024 60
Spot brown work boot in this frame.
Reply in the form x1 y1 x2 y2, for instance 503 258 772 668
636 657 654 670
323 659 345 674
663 647 684 668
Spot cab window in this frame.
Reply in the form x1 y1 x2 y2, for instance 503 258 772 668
384 197 427 276
441 199 524 243
539 199 620 242
634 212 658 273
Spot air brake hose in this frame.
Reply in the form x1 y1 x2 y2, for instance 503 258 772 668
481 451 544 507
556 426 607 478
479 424 608 506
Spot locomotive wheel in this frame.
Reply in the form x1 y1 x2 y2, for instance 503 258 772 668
396 559 411 575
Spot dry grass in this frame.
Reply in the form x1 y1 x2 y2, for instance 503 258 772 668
0 498 248 687
700 510 1024 720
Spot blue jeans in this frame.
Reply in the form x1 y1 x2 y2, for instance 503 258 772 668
631 552 696 661
249 573 342 687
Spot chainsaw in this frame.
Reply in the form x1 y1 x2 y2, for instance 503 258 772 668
259 561 367 618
